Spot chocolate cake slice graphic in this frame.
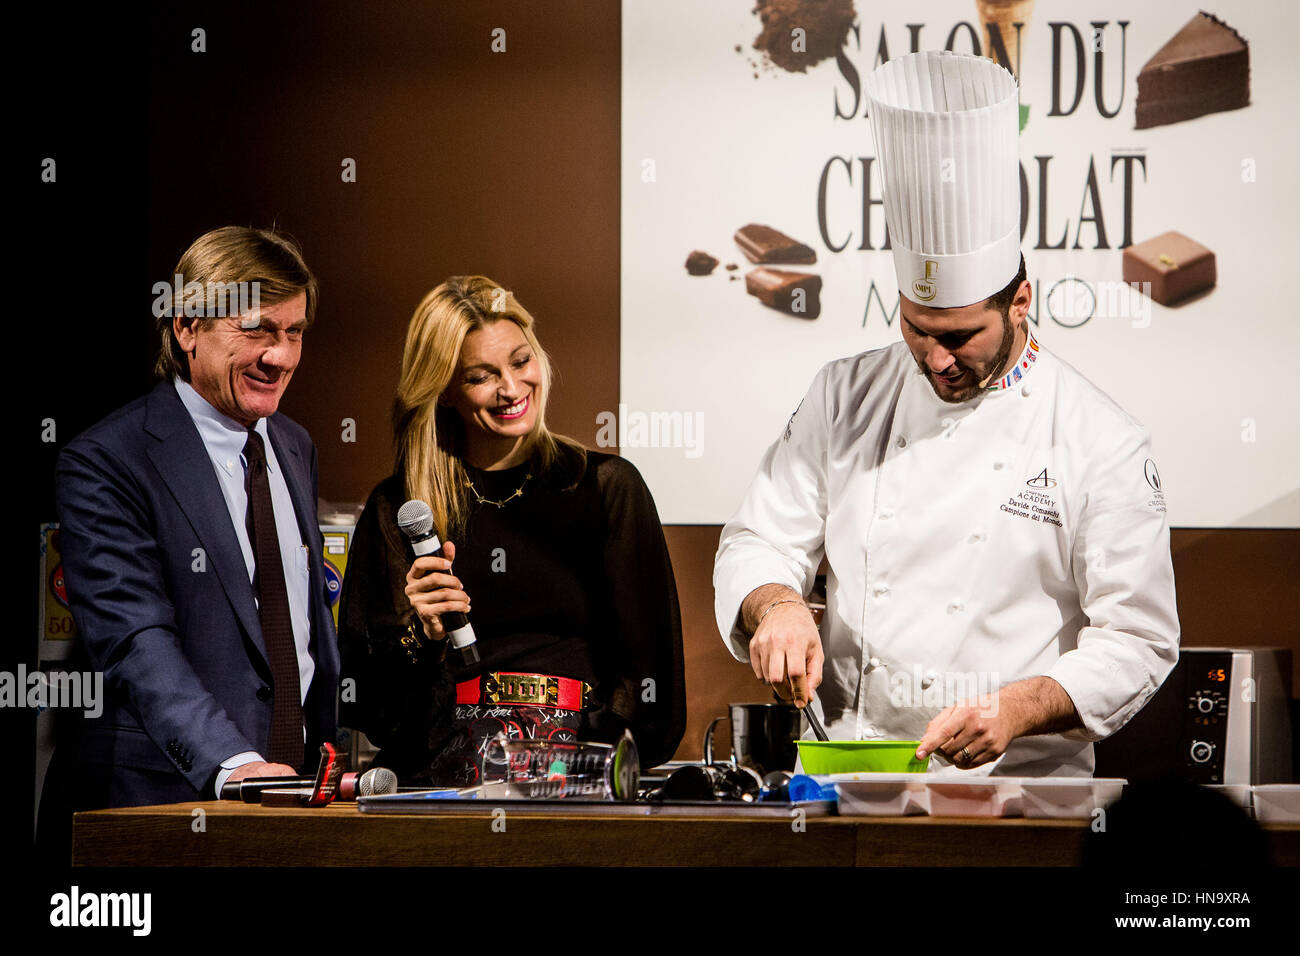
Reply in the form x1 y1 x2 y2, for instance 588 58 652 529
1135 11 1249 129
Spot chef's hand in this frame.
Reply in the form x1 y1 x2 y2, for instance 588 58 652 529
405 540 471 641
916 694 1016 769
915 676 1081 767
743 586 823 707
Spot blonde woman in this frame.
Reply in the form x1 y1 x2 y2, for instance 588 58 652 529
339 277 685 785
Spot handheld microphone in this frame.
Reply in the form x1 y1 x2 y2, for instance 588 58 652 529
339 766 398 800
220 775 302 802
221 766 399 803
396 499 480 666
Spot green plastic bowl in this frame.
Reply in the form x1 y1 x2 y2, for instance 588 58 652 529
797 740 928 774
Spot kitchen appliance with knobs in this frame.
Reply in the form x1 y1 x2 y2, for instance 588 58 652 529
1093 647 1292 785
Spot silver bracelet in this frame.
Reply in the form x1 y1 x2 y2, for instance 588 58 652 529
757 598 809 628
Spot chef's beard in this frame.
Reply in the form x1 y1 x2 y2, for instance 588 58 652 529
914 313 1016 403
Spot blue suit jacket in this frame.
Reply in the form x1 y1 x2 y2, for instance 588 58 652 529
52 381 340 806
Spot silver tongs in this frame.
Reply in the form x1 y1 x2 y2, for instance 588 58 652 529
802 699 830 741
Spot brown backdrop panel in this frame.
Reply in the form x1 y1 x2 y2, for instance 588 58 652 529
662 525 771 763
1171 528 1300 692
142 1 621 507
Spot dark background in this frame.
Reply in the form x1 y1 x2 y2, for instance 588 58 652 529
14 1 1298 864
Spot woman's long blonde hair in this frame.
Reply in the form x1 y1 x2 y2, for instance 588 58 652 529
393 276 585 539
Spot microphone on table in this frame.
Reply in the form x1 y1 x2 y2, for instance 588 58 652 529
221 767 399 803
396 498 480 667
340 766 398 800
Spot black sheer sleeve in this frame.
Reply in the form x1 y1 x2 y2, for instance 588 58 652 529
337 477 455 776
588 455 687 768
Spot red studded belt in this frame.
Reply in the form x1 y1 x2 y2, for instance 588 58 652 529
455 671 591 711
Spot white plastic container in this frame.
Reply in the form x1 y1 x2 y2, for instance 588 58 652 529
925 778 1025 817
1020 778 1125 819
1251 784 1300 823
836 774 930 816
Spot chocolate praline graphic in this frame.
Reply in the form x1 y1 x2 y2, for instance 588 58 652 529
1122 231 1217 306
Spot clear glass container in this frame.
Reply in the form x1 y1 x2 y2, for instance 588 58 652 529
481 730 639 801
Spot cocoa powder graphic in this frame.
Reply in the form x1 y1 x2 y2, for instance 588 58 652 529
752 0 856 74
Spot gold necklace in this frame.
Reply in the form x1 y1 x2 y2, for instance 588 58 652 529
465 472 531 508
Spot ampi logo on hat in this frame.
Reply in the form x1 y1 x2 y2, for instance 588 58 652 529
913 260 939 302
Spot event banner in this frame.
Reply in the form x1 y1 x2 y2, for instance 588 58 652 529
621 0 1299 527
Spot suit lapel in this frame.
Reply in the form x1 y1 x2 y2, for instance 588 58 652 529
143 383 269 667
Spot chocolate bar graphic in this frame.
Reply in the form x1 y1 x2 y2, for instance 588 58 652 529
734 223 817 265
745 267 822 318
1122 231 1216 306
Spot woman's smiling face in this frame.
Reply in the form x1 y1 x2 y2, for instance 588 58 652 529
442 319 542 463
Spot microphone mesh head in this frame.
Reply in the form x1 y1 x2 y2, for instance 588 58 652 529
359 767 398 796
396 499 434 538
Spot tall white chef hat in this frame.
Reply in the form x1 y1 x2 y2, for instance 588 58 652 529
865 51 1021 309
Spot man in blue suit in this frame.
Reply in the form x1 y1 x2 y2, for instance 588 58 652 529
41 227 339 839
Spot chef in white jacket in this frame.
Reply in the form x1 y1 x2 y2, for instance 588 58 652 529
713 51 1179 777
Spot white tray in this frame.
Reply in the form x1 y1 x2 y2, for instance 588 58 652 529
1251 784 1300 823
925 778 1026 817
1020 778 1126 819
837 775 1130 818
836 774 930 816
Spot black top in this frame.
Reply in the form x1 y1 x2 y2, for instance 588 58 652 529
338 448 686 778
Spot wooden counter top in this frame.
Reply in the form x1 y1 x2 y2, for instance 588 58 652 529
72 800 1300 867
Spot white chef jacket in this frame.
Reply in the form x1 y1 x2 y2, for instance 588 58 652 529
714 338 1180 776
